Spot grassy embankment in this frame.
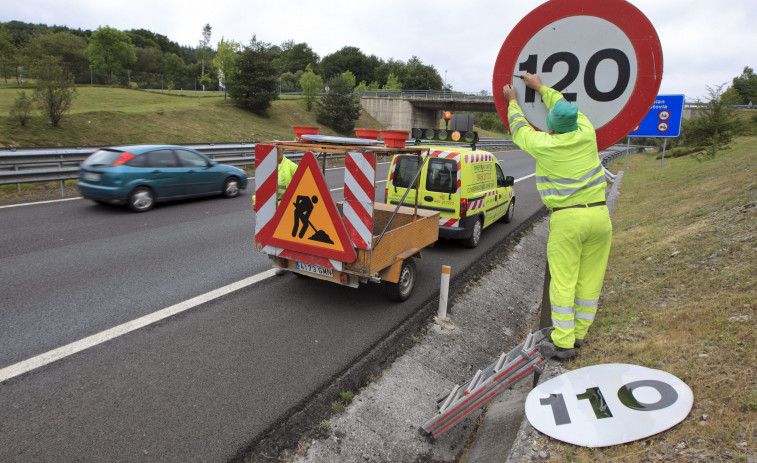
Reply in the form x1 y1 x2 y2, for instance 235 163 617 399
0 86 387 202
537 137 756 462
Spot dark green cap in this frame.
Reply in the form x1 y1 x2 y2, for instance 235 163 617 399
546 100 578 133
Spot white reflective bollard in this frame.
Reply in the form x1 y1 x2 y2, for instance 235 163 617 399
434 265 455 330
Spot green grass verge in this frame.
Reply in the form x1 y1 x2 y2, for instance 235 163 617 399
540 137 756 461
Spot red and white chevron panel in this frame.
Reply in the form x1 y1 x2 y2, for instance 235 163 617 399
429 150 462 194
254 144 277 249
468 191 497 211
464 153 493 163
343 151 376 250
440 218 460 228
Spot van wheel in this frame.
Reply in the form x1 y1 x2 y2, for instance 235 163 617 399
386 259 416 302
462 217 482 248
500 199 515 223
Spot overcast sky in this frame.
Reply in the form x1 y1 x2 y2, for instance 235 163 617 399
3 0 755 101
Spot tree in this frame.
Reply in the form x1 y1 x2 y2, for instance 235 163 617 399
25 31 88 73
341 70 356 89
316 74 361 134
320 46 380 83
213 37 240 99
681 83 743 159
383 73 402 90
32 56 77 127
280 70 303 93
10 91 33 125
85 26 137 85
0 25 19 84
402 56 443 90
299 64 323 111
274 40 319 75
730 66 757 105
198 23 212 91
227 36 278 115
161 52 186 89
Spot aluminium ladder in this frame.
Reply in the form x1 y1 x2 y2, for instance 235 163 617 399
420 327 556 438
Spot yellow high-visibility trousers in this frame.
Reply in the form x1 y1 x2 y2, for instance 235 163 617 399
547 205 612 348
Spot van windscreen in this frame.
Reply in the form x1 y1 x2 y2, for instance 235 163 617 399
426 158 457 194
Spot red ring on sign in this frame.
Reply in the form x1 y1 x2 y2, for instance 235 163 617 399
492 0 663 150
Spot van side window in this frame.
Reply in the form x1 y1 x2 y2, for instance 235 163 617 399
393 156 419 188
496 164 506 187
426 158 457 194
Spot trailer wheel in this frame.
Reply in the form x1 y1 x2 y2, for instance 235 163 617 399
386 258 416 302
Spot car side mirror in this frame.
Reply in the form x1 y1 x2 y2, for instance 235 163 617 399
207 161 216 167
505 176 514 187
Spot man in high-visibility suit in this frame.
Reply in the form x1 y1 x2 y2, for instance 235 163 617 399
503 73 612 360
253 148 298 275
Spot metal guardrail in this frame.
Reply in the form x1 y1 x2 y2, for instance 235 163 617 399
0 138 637 198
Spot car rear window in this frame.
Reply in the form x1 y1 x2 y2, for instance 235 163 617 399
392 156 420 188
82 149 123 167
426 158 457 194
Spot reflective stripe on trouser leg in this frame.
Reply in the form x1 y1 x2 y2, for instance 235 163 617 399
551 304 575 346
573 207 612 340
573 298 597 341
547 206 612 349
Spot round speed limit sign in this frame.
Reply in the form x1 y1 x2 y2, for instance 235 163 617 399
493 0 663 150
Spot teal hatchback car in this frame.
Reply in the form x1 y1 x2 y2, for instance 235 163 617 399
78 145 248 212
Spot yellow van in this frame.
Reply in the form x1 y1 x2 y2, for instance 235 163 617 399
384 145 515 248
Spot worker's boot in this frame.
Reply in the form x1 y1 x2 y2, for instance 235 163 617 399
546 330 576 360
574 338 585 348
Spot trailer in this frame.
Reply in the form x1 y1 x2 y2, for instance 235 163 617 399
253 133 439 301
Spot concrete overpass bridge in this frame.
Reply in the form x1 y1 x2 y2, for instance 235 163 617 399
359 90 496 130
359 89 703 131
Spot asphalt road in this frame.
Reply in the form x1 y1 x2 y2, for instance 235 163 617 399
0 149 542 462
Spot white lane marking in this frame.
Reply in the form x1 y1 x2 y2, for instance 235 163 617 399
0 269 277 383
0 197 82 209
516 173 535 182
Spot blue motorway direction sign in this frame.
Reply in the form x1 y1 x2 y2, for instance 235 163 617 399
628 94 685 137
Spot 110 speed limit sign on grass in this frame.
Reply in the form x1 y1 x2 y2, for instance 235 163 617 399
493 0 663 150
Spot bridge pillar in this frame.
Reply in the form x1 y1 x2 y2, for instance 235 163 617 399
360 97 439 131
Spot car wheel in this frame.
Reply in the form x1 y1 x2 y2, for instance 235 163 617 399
462 217 482 248
222 177 241 198
386 258 416 302
501 199 515 223
128 186 154 212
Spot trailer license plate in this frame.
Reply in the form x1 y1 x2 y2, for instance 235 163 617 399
296 262 333 277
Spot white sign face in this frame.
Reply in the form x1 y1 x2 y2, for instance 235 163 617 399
525 363 693 448
512 16 638 131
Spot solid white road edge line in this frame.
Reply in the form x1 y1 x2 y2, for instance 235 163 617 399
0 197 82 209
0 268 278 383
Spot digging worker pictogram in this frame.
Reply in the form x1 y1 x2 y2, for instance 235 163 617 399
503 73 612 360
292 195 318 238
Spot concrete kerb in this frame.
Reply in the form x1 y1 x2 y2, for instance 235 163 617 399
290 174 624 463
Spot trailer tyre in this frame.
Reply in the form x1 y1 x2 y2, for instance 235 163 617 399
386 258 416 302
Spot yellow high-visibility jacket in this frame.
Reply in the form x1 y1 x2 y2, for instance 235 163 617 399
253 156 298 205
507 86 606 210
